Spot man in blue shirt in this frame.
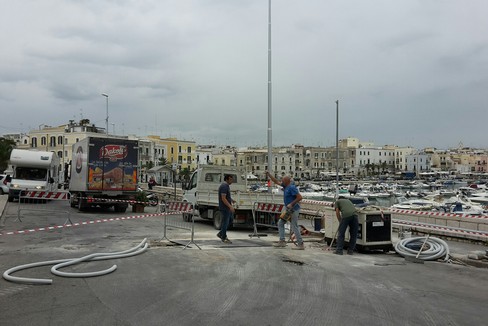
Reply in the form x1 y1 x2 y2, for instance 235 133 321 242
265 171 304 250
217 174 235 244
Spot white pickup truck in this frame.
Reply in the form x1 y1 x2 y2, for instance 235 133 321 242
183 166 283 229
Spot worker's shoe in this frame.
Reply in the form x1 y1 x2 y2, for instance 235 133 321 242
292 243 305 250
333 250 343 255
347 250 354 255
222 238 232 244
273 240 287 248
216 232 222 240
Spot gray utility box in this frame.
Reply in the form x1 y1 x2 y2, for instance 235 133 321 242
321 207 393 252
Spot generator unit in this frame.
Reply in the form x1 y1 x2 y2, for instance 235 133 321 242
321 207 393 252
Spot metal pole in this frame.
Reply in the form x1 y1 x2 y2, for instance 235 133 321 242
101 93 109 135
335 100 339 198
267 0 273 189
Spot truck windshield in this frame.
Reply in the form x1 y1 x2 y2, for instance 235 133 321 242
15 167 47 181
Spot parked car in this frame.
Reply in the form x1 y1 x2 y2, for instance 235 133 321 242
0 174 10 195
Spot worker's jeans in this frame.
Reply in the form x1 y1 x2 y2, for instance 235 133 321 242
218 209 232 240
336 215 359 253
278 209 303 245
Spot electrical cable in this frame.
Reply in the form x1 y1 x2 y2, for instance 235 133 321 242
394 236 450 262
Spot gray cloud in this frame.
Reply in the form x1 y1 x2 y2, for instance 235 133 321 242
1 0 487 148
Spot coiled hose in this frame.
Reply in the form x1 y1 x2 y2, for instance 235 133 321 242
395 236 450 262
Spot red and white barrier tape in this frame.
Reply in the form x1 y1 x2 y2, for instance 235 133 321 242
0 212 181 237
393 219 488 238
390 208 488 220
301 199 334 207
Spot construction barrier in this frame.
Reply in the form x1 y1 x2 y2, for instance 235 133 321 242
161 201 200 249
391 207 488 241
392 219 488 241
249 201 329 239
17 190 72 225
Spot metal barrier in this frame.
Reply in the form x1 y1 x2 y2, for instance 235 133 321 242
17 190 72 225
249 200 327 238
392 219 488 241
391 208 488 241
161 201 200 249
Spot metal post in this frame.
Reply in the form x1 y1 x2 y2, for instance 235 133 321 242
101 93 109 135
335 100 339 198
267 0 273 189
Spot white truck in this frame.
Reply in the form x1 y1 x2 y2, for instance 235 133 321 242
183 166 283 229
68 137 139 212
8 149 60 202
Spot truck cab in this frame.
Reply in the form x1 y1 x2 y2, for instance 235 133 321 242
184 166 246 206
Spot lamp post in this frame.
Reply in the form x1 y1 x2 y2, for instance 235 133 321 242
101 93 109 135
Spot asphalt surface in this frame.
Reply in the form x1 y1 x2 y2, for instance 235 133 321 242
0 196 487 326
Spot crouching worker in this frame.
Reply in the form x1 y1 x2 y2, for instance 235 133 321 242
265 171 304 250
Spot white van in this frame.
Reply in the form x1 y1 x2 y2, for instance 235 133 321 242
8 149 60 202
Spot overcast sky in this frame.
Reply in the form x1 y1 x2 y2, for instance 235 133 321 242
1 0 487 149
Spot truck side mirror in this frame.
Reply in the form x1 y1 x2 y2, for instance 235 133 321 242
49 177 54 184
5 175 12 183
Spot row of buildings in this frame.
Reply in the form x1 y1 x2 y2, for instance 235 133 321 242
3 119 487 181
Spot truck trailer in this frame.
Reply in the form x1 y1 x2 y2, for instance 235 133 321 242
69 137 139 212
8 149 60 202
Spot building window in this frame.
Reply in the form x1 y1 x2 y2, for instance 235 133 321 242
178 146 182 153
57 151 63 158
58 136 63 145
187 146 191 153
50 136 56 147
41 137 46 146
32 137 37 148
171 147 174 154
187 156 191 163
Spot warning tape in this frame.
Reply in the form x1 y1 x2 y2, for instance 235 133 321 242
0 212 180 237
301 199 334 207
390 208 488 220
393 219 488 238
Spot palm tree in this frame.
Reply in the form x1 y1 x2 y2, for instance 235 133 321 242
159 157 168 166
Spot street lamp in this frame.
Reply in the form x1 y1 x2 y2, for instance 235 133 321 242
101 93 109 135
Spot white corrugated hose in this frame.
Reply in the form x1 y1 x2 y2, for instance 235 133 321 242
395 236 450 262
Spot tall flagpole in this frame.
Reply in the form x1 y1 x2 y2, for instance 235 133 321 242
267 0 273 189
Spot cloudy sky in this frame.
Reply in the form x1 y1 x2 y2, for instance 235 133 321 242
1 0 487 149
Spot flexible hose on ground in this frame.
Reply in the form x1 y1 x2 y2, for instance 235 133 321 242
395 236 450 262
3 238 148 285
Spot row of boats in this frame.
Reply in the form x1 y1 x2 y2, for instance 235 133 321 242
250 180 488 215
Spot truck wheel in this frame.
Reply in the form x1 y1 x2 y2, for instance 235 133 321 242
78 195 87 211
114 205 127 213
213 211 222 230
70 197 76 208
148 197 158 207
182 213 192 222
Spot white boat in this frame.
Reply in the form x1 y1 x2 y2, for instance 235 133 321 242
392 198 441 211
